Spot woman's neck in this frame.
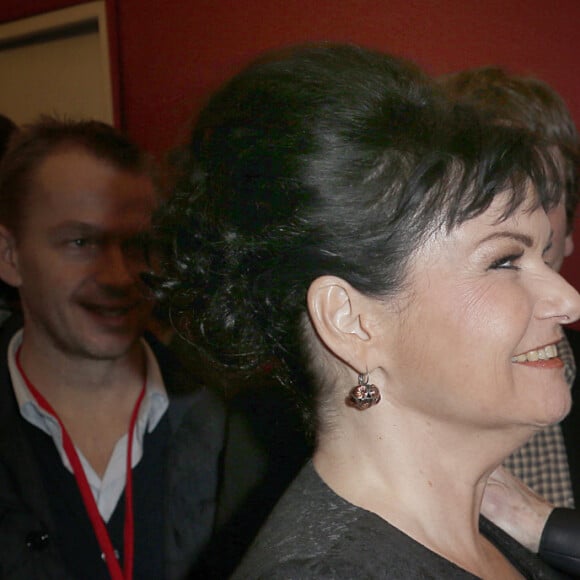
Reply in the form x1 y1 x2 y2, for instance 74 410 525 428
313 407 531 578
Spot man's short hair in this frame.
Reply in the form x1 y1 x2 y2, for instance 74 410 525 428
0 116 148 234
441 67 580 232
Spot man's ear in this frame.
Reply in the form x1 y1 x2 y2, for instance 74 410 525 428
0 225 22 287
307 275 373 369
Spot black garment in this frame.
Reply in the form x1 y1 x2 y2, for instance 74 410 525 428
534 327 580 578
22 409 169 580
196 380 313 578
540 508 580 578
0 316 226 580
233 462 567 580
561 327 580 506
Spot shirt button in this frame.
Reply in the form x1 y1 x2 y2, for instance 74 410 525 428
101 549 120 561
25 531 50 551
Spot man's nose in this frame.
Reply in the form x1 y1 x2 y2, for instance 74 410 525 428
95 244 135 288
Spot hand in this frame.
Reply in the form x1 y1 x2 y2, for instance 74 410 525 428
481 466 554 553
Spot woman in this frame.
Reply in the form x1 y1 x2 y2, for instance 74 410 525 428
157 44 580 578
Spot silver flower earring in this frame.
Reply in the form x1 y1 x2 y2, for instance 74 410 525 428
346 372 381 410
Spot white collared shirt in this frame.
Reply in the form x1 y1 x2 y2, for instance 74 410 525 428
9 330 169 522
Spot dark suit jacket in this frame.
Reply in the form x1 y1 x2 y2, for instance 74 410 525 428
0 316 225 580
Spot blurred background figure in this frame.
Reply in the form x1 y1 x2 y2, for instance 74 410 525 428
0 117 225 580
0 113 19 326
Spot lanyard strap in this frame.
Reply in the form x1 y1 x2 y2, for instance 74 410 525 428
16 347 145 580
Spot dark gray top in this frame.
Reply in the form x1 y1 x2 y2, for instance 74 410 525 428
232 462 567 579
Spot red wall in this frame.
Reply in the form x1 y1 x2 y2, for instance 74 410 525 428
0 0 80 21
117 0 580 295
115 1 580 152
2 0 580 291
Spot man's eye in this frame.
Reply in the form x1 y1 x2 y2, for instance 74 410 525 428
489 253 523 270
69 238 95 249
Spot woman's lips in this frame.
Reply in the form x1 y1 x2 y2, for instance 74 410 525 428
511 344 558 363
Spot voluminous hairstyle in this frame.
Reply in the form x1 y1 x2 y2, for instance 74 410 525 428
157 44 562 430
441 67 580 232
0 116 147 235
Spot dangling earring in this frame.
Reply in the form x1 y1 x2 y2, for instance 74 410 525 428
346 372 381 410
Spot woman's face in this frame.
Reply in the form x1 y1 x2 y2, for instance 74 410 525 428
375 188 580 432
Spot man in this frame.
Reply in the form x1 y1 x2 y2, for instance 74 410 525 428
0 118 225 579
442 67 580 507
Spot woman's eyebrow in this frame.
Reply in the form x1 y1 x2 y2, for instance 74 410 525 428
477 231 534 247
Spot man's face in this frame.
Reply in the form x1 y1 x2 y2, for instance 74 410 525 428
1 148 157 361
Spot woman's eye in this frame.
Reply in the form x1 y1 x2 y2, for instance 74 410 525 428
489 253 523 271
542 243 555 268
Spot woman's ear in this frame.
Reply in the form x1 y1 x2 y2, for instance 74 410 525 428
0 225 22 288
307 275 372 369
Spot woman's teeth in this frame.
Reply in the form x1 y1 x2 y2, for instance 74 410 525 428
511 344 559 363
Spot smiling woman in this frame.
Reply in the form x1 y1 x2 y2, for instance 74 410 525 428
389 190 576 435
156 43 580 578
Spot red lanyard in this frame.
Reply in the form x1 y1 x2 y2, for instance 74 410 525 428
16 347 145 580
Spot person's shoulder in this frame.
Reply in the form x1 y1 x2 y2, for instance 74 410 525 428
233 543 481 579
144 331 226 439
232 556 377 580
165 384 226 451
144 330 189 389
145 331 225 399
234 464 464 579
168 385 225 433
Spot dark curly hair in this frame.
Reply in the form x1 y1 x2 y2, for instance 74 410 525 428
156 44 562 431
441 66 579 233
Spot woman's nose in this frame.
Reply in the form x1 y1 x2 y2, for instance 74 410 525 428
535 268 580 326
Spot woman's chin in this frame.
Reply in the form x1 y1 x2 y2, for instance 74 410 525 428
530 391 572 430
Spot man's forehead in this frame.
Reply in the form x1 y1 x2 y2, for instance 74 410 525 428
18 156 156 240
36 146 146 174
30 150 156 205
50 217 153 235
